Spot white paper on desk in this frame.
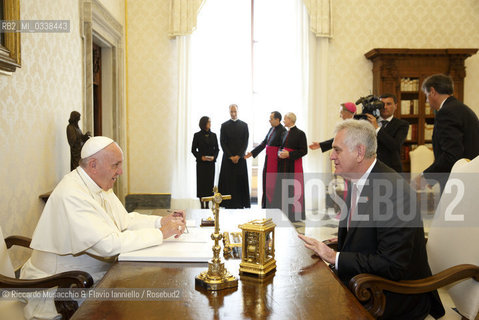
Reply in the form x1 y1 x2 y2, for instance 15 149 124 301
164 226 211 243
118 241 212 262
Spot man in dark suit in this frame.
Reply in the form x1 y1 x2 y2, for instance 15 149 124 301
299 119 444 320
245 111 286 208
414 74 479 192
366 93 409 172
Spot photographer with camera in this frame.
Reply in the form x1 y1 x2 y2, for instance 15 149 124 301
364 93 409 172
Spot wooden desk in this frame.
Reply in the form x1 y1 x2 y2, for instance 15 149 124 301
72 209 372 319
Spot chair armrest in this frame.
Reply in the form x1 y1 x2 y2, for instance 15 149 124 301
5 235 31 249
349 264 479 318
0 270 94 289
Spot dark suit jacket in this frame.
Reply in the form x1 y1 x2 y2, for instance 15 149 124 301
337 160 444 319
424 96 479 188
251 124 286 157
377 117 409 172
319 138 333 153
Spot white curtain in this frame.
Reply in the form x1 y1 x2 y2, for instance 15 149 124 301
302 0 333 38
171 35 199 209
169 0 206 37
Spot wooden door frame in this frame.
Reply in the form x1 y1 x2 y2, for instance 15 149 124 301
81 0 127 200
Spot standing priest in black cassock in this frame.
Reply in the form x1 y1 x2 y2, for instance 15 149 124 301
276 112 308 221
245 111 286 208
218 104 251 208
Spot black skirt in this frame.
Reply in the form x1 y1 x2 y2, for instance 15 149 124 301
196 161 215 198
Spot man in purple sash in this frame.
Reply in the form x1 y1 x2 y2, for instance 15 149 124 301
277 112 308 221
245 111 286 208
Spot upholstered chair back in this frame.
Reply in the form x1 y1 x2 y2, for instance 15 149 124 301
427 156 479 319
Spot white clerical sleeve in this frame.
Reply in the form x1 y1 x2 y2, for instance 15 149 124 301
124 211 162 230
84 191 164 256
86 228 163 256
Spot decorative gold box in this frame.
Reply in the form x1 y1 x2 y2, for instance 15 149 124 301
238 218 276 277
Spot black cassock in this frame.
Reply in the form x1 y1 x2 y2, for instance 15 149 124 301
275 126 307 221
218 119 251 208
191 130 219 198
251 124 286 208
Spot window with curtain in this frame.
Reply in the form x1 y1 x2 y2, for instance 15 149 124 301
185 0 309 205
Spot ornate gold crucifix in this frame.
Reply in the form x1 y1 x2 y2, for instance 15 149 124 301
195 186 238 290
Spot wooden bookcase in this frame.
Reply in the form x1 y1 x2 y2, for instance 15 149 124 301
365 48 477 172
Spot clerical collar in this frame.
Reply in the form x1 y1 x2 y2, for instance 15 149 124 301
76 166 103 194
231 118 238 122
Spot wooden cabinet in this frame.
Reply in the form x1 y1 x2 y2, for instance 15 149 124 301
365 48 477 172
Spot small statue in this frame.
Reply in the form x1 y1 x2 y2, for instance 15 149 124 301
66 111 90 171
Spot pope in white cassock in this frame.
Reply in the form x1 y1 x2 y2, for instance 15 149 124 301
20 136 186 320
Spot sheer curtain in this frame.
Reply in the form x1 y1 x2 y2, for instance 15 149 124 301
172 0 314 210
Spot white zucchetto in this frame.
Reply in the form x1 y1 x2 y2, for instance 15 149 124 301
81 136 114 159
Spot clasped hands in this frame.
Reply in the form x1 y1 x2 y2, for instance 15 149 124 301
278 150 289 159
201 156 214 162
229 155 241 164
160 210 186 239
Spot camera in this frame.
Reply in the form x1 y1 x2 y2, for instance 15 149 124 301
353 95 384 120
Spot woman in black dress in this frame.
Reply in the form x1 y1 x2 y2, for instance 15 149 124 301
191 116 219 208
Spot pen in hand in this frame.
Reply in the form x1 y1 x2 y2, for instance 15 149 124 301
167 209 189 233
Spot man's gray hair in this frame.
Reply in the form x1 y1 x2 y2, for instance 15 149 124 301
334 119 377 158
285 112 297 124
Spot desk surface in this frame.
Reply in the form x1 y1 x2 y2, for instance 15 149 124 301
72 209 372 320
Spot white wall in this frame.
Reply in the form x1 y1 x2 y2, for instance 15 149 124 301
0 0 83 239
126 0 178 193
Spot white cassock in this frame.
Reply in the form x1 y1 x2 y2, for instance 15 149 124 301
20 167 164 320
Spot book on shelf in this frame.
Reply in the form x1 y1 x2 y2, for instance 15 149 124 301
400 99 419 115
401 100 409 115
402 145 411 161
406 124 418 141
411 124 417 140
400 78 419 91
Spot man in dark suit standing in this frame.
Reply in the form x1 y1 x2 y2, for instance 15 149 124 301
414 74 479 192
244 111 286 208
366 93 409 172
299 120 444 320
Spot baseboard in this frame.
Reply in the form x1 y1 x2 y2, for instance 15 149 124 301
125 194 171 212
